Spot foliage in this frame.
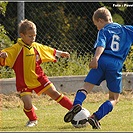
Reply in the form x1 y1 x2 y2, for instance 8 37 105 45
41 52 91 77
0 2 12 49
0 25 13 49
112 13 124 24
0 1 8 16
24 2 95 54
0 1 15 78
0 66 15 78
124 46 133 72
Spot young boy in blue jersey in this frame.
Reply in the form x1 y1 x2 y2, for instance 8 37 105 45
64 7 133 129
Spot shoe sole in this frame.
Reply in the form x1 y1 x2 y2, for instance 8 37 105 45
26 124 37 127
64 104 82 123
88 117 101 129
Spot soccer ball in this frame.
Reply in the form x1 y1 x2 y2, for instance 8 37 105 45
71 107 90 128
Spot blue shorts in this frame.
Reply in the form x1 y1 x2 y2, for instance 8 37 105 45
84 55 123 93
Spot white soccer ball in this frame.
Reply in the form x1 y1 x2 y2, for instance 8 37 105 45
71 107 90 128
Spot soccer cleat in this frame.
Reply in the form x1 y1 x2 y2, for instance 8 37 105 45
26 120 38 127
88 114 101 129
64 104 82 123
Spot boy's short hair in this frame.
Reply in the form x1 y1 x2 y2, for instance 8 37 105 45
93 7 112 22
18 19 36 34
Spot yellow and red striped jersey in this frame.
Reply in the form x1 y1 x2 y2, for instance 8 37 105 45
0 38 56 90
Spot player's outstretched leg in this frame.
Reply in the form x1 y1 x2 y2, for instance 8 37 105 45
64 104 82 123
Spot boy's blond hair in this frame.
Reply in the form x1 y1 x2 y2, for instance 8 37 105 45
93 7 113 22
18 19 36 34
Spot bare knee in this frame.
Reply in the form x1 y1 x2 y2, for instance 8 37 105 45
21 95 32 110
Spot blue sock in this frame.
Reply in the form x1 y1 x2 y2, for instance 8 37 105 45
94 100 113 120
73 91 86 106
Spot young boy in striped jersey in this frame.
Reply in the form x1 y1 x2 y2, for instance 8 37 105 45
0 19 73 127
64 7 133 129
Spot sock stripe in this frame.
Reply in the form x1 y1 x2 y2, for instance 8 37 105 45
24 107 33 112
56 94 64 103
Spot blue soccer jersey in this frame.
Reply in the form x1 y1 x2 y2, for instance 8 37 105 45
85 23 133 93
94 23 133 62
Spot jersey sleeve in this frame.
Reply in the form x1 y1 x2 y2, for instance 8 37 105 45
35 43 57 63
1 44 21 68
94 29 106 48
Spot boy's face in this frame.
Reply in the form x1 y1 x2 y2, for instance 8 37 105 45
93 18 106 30
20 29 36 45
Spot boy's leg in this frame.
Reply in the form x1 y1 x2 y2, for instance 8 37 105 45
44 85 73 110
64 82 94 123
64 89 87 122
23 106 38 121
88 100 113 129
44 87 84 123
55 93 73 110
21 94 38 127
64 104 82 123
88 91 119 129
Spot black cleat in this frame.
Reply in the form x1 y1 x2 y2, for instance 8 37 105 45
64 104 82 123
88 115 101 129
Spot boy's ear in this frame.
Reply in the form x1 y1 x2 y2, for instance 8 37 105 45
98 18 102 22
20 33 24 38
99 18 105 23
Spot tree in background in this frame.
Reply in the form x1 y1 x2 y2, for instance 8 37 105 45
0 2 13 49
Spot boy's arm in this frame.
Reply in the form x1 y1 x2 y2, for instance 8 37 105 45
89 46 104 69
56 50 70 58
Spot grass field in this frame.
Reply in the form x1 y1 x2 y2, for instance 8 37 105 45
0 90 133 132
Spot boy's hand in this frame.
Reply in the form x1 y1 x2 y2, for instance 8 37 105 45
0 51 8 58
60 52 70 58
89 57 98 69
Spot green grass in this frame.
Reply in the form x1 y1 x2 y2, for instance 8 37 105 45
0 91 133 132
